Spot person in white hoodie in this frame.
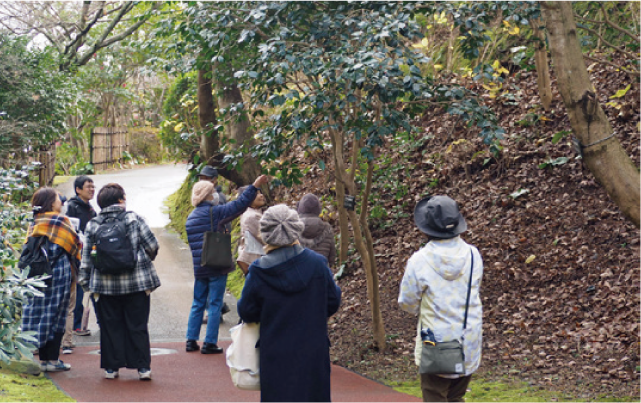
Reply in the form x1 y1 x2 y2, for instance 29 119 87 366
398 195 483 402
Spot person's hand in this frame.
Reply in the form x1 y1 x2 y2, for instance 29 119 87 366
253 175 269 188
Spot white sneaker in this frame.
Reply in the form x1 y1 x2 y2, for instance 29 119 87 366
138 368 152 380
62 347 73 355
105 369 119 379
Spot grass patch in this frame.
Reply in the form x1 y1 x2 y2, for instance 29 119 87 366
389 377 637 402
52 176 73 186
0 368 74 402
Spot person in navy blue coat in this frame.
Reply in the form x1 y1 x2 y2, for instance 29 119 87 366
185 175 269 354
238 204 342 402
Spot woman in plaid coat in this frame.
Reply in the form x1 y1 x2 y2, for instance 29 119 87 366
78 183 160 380
22 188 82 372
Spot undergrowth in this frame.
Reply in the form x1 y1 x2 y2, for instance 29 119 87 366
390 377 636 402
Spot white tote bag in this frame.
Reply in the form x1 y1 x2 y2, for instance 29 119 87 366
226 322 260 391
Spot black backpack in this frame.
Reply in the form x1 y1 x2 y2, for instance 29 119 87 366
92 211 137 275
18 236 63 284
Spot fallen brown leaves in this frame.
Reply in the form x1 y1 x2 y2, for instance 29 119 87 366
272 53 640 399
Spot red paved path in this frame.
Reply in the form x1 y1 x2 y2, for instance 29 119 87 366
47 341 420 402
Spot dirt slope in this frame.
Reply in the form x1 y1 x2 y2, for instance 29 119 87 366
271 57 640 399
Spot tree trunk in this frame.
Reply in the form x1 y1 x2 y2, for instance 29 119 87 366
197 66 218 162
530 18 553 111
210 64 262 187
335 179 350 265
542 2 640 227
329 125 386 351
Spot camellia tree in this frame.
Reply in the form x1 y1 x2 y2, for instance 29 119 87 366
197 1 505 350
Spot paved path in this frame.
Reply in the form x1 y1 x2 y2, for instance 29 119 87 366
51 165 419 402
47 342 418 402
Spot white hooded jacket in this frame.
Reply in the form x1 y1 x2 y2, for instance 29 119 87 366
398 236 483 377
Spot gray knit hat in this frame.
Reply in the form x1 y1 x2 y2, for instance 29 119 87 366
260 204 305 246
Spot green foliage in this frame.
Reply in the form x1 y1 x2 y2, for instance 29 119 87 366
0 34 74 162
158 73 200 161
0 165 48 364
55 143 93 176
181 2 505 187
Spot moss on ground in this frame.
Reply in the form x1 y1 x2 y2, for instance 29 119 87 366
0 369 74 402
390 377 636 402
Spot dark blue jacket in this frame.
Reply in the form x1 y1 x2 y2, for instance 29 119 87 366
186 185 258 278
238 245 342 402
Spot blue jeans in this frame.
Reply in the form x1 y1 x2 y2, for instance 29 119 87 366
186 275 227 344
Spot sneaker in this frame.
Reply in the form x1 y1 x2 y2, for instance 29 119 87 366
39 361 47 372
105 369 119 379
74 328 91 336
44 360 71 372
138 368 152 380
61 346 73 355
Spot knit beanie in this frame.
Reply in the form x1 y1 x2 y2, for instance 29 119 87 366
191 181 214 207
260 204 305 246
297 193 322 216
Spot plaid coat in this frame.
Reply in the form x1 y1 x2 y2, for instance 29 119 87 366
79 205 160 295
22 213 80 348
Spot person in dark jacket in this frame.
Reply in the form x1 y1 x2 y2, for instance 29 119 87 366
185 174 269 354
197 165 231 321
62 176 96 353
238 204 342 402
297 193 337 269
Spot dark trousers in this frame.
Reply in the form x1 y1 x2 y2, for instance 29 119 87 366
95 291 151 370
73 286 84 330
39 331 64 362
420 373 472 402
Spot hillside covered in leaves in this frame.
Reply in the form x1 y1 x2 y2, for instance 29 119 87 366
271 55 640 399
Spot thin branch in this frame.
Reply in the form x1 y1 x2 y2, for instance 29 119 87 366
575 23 639 62
582 53 639 78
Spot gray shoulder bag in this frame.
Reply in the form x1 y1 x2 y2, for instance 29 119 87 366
419 249 474 375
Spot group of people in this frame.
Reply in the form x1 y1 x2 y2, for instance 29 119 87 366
20 164 483 403
22 177 161 380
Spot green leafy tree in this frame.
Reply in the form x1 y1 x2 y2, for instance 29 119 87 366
0 34 73 168
0 165 48 364
197 1 505 350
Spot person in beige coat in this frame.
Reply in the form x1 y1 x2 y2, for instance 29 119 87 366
236 186 267 275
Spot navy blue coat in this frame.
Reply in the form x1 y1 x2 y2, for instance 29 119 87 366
238 246 342 402
186 185 258 278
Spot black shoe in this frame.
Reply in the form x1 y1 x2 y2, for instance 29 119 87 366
221 302 230 315
201 342 223 354
186 340 200 352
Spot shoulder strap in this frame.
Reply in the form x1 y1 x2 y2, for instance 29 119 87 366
463 248 474 330
209 205 214 232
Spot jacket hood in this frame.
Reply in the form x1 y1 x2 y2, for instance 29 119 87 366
251 246 312 294
421 236 471 281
